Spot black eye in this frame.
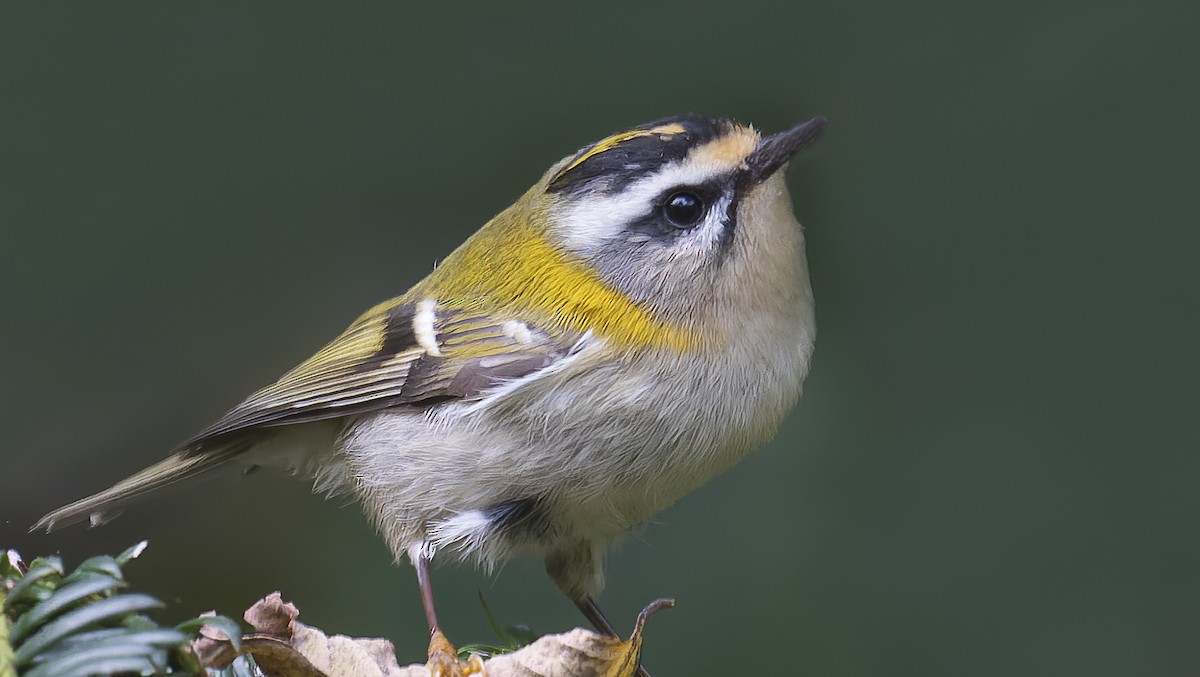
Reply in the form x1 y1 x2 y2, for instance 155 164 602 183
662 192 706 228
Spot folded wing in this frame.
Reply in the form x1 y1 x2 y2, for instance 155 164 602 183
182 298 575 451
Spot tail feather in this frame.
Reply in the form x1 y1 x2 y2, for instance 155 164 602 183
32 445 247 533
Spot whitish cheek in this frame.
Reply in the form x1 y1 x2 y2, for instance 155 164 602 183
553 161 732 257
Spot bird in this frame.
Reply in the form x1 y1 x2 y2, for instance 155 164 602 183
35 113 826 676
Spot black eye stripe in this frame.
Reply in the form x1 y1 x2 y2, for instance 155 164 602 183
662 192 705 228
622 182 727 240
653 184 721 213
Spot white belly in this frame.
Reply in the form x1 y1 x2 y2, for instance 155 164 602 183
338 304 813 569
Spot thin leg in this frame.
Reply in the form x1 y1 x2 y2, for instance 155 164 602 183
414 551 441 634
577 597 620 637
576 597 652 677
412 549 481 676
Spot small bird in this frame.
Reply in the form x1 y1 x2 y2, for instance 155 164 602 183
36 113 826 676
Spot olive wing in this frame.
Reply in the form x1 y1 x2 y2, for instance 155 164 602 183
180 299 572 452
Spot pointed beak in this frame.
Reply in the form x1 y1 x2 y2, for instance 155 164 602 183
743 116 827 186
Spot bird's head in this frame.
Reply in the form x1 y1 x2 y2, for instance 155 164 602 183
418 114 827 350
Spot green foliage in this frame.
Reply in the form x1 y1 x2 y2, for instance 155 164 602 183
1 542 243 677
455 591 539 661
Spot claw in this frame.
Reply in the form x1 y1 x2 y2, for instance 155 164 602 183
426 629 483 677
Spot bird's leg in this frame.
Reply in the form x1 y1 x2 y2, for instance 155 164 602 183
577 596 620 637
576 597 652 677
413 548 482 677
548 543 653 677
415 550 441 633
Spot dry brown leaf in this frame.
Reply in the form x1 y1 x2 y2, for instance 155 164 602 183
195 592 672 677
485 598 673 677
244 591 299 639
238 634 329 677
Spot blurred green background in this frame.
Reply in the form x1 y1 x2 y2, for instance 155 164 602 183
2 2 1197 675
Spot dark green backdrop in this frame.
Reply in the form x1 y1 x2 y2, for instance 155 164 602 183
3 2 1196 675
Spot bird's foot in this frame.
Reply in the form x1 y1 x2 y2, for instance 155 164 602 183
426 629 484 677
